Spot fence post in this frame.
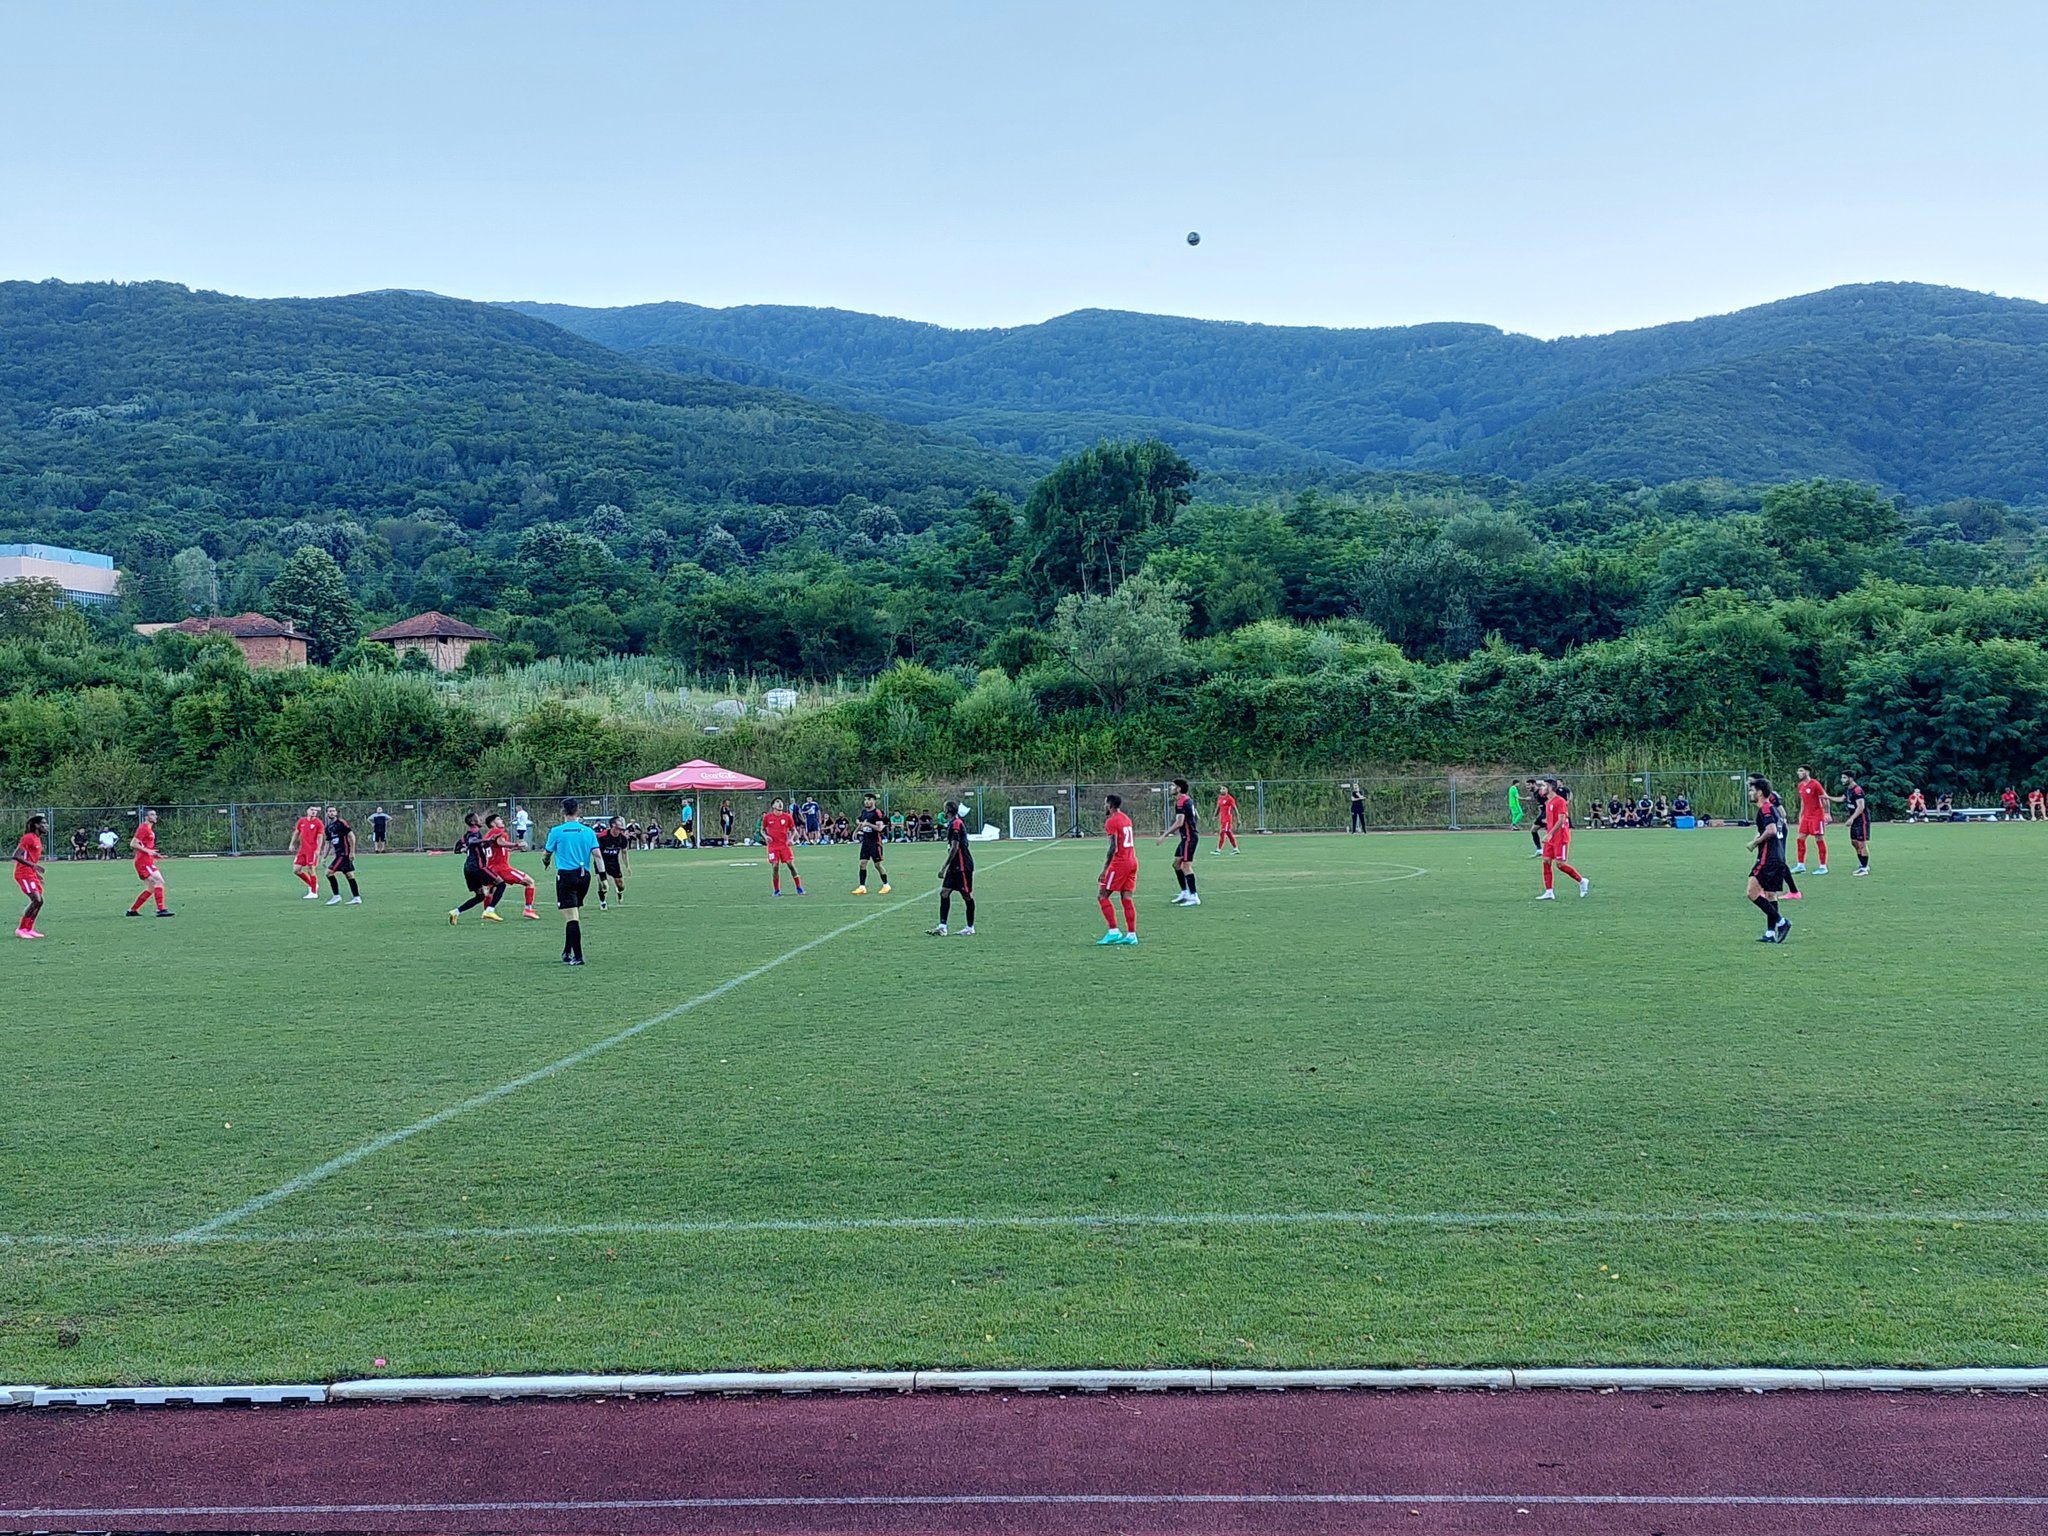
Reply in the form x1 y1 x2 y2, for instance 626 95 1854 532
1256 780 1267 834
1067 783 1079 837
228 801 239 855
414 802 425 851
1447 775 1458 831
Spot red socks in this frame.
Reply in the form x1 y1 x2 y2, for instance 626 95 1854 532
1816 838 1827 863
1121 895 1136 933
1098 896 1116 927
1555 862 1581 883
129 891 149 913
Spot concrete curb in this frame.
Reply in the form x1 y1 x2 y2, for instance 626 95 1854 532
13 1367 2048 1407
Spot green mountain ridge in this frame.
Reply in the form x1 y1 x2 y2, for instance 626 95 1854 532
510 283 2048 502
0 279 1036 556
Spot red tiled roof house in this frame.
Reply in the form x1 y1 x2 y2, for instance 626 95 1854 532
137 613 312 668
365 611 499 673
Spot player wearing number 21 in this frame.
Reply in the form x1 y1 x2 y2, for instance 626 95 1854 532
1096 794 1138 946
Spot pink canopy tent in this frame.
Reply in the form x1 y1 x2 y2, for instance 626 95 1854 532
627 759 766 848
628 759 766 793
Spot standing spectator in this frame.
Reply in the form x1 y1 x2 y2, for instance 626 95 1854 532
677 800 694 847
370 806 391 852
511 803 533 846
719 800 735 846
800 796 822 844
1348 782 1366 834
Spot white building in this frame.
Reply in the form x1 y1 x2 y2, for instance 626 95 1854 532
0 543 120 606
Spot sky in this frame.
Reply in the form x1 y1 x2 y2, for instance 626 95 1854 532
5 0 2047 336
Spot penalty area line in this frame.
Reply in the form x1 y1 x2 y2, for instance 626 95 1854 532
168 843 1055 1243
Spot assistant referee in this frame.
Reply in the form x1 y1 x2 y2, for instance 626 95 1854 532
541 797 600 966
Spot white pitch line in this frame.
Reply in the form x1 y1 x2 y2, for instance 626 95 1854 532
168 845 1053 1242
13 1205 2048 1251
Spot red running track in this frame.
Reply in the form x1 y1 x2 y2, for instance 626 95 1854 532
4 1389 2047 1535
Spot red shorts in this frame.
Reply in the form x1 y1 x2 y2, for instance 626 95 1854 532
1542 835 1569 860
1100 862 1137 895
14 871 40 899
1798 815 1824 836
134 857 158 881
767 845 795 864
296 844 321 866
491 866 532 887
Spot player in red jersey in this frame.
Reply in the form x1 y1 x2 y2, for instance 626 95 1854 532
125 808 173 917
290 804 324 898
1096 793 1139 945
761 799 804 895
14 813 47 938
1213 785 1239 855
483 812 540 918
1791 767 1829 874
1535 778 1588 900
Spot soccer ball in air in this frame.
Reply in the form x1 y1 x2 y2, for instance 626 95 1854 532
1186 231 1201 246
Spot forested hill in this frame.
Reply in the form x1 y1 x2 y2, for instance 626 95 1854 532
0 280 1034 552
512 284 2048 503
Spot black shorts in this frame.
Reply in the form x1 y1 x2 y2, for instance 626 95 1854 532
556 870 591 910
1752 858 1789 893
941 862 974 893
329 854 355 875
859 835 883 862
464 867 499 894
1848 817 1870 842
600 854 623 878
1176 834 1197 862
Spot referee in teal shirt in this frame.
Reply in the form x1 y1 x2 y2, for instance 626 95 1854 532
541 797 600 965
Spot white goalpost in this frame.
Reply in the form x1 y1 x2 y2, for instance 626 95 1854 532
1007 805 1059 841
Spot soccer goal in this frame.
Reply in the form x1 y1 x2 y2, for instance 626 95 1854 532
1007 804 1059 841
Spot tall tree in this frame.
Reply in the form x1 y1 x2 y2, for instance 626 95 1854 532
1024 440 1195 595
267 546 360 663
169 546 219 616
1046 571 1190 715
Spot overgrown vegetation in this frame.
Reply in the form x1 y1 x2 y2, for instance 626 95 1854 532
4 280 2046 805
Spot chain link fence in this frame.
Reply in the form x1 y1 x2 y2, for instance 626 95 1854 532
3 768 1776 856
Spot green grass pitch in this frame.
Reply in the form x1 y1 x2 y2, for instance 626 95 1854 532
6 824 2048 1384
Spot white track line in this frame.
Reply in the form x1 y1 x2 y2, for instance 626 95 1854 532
13 1205 2048 1251
169 846 1053 1242
6 1495 2046 1516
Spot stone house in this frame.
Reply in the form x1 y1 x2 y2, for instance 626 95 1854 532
365 611 499 673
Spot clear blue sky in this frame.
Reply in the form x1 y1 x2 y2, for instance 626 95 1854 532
5 0 2045 336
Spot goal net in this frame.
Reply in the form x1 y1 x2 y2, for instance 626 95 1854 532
1007 805 1058 841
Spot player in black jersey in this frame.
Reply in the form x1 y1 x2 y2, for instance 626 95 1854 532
1159 777 1201 906
853 794 892 894
594 817 629 909
449 812 507 923
1746 777 1792 943
1835 774 1872 875
928 800 976 936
